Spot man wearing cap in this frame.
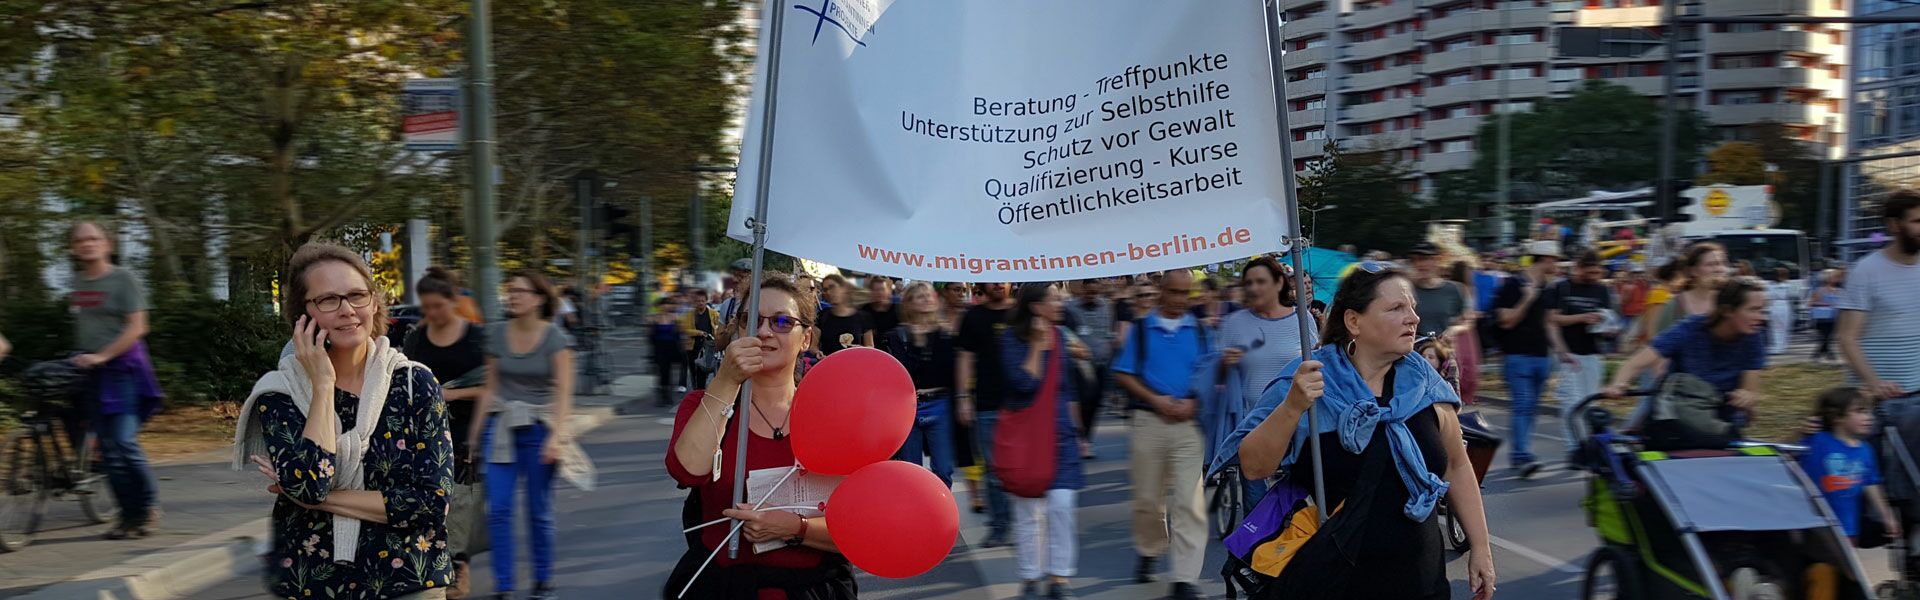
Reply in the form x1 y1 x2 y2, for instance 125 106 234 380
717 259 753 320
1409 242 1470 341
1492 240 1564 479
1546 251 1618 455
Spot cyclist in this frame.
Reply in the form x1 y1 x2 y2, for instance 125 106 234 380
68 221 163 540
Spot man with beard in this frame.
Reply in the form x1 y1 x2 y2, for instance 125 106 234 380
1839 191 1920 399
957 282 1017 547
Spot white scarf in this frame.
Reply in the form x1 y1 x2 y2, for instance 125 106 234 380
232 337 422 564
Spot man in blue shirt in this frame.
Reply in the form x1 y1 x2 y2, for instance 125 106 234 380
1113 269 1212 600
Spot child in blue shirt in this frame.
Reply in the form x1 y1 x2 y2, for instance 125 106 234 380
1800 387 1901 544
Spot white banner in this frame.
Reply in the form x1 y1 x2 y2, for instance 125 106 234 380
731 0 1291 282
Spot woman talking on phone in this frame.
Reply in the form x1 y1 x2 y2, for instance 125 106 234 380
235 243 452 600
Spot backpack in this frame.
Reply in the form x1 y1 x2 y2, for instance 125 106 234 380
1641 373 1740 451
1127 316 1209 376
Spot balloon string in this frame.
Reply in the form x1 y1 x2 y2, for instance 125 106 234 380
676 466 800 599
683 505 818 533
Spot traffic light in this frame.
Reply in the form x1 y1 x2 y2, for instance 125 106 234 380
600 203 634 239
1658 179 1695 224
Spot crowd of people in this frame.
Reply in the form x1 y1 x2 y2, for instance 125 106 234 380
643 190 1920 600
3 188 1913 600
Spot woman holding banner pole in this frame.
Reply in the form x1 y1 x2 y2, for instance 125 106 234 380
1229 264 1496 599
662 275 857 599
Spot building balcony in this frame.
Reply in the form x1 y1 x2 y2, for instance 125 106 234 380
1339 131 1419 152
1283 45 1331 70
1338 96 1418 124
1705 67 1811 90
1291 138 1332 160
1285 76 1328 99
1573 5 1662 27
1344 33 1418 62
1421 150 1477 173
1425 6 1554 41
1705 29 1831 56
1289 108 1329 129
1283 12 1336 41
1422 114 1486 140
1424 42 1554 74
1424 77 1553 106
1702 0 1845 18
1345 64 1417 91
1708 102 1823 126
1281 0 1330 13
1344 0 1418 30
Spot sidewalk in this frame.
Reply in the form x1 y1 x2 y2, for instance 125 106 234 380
0 332 658 600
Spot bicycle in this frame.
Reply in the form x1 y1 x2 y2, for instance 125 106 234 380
0 358 113 552
1209 464 1247 541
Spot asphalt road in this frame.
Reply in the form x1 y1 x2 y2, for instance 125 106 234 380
193 391 1636 600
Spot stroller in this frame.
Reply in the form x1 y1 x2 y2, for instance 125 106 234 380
1437 411 1502 553
1568 377 1877 600
1870 392 1920 599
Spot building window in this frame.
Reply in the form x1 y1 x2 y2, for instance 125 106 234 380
1494 101 1534 113
1494 66 1536 80
1438 139 1473 153
1713 54 1775 69
1437 36 1476 52
1304 97 1328 110
1439 70 1476 85
1497 33 1536 45
1437 104 1474 119
1719 91 1767 105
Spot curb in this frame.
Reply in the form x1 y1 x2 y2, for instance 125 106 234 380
17 408 625 600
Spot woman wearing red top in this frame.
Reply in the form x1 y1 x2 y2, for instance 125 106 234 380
663 274 857 600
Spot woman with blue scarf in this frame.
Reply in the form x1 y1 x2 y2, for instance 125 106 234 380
1225 264 1497 599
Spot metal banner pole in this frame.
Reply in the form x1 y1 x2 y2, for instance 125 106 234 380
1262 0 1328 520
728 0 792 560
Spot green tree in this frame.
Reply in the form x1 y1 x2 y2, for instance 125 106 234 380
1741 121 1823 233
1471 81 1711 195
1298 142 1425 254
1700 141 1768 185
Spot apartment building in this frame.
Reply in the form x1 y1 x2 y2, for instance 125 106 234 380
1277 0 1850 195
1841 1 1920 261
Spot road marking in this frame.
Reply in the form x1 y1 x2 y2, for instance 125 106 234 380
1490 534 1586 574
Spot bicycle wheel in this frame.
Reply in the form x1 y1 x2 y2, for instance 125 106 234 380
1442 500 1470 553
0 428 50 552
1211 470 1244 541
70 431 111 525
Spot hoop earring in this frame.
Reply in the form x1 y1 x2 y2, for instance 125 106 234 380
1345 339 1357 356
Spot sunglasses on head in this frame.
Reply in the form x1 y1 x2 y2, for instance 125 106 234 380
1356 260 1398 274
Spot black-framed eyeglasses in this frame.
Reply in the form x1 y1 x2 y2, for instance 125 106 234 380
307 291 374 312
755 314 810 334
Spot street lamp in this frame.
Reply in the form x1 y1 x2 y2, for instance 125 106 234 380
1304 204 1339 243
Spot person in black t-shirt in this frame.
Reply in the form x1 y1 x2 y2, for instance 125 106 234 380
1546 251 1617 454
402 268 489 594
1492 241 1563 478
958 282 1016 548
862 276 901 353
814 274 874 355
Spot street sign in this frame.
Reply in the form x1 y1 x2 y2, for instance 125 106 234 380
403 79 463 152
1704 189 1732 216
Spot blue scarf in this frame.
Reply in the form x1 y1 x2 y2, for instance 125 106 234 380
1210 345 1459 522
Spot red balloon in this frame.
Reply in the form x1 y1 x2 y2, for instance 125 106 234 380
827 460 959 578
790 347 915 475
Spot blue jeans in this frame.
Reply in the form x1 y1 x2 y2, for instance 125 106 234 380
973 410 1012 533
483 418 556 592
895 396 955 488
93 408 157 524
1504 355 1554 467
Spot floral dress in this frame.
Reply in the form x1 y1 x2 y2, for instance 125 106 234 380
258 366 455 600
